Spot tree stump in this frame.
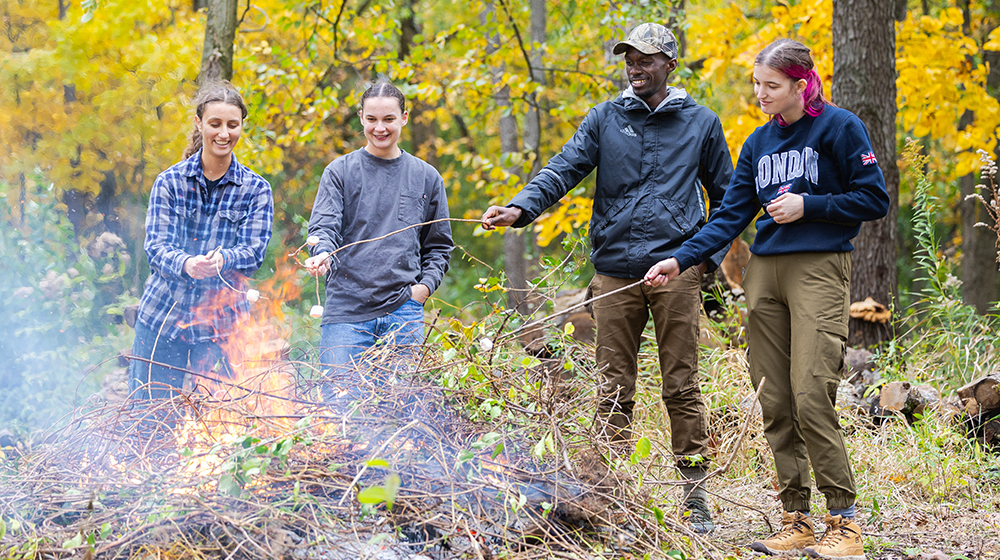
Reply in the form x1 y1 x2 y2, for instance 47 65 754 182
955 373 1000 452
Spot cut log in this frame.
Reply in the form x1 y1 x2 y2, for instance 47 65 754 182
956 373 1000 418
845 347 875 378
873 381 910 412
982 419 1000 449
870 381 940 422
939 395 965 424
911 385 942 417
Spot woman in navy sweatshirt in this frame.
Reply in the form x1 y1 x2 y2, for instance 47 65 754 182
645 39 888 560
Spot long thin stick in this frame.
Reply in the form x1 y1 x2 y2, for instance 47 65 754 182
712 376 767 477
295 218 483 266
498 278 648 341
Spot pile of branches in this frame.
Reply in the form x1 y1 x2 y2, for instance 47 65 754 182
0 341 715 559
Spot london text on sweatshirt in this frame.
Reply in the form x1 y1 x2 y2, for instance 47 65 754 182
671 105 890 272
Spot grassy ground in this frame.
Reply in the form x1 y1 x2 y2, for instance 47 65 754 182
625 335 1000 560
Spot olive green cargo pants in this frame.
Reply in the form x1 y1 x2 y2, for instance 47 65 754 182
744 252 856 512
589 269 710 467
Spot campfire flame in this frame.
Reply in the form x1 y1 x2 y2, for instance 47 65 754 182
156 255 311 487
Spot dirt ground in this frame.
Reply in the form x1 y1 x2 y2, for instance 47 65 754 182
674 479 1000 559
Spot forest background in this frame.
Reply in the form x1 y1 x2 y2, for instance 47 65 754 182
1 0 999 434
2 0 1000 557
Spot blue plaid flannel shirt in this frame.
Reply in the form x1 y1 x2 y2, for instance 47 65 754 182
136 151 274 343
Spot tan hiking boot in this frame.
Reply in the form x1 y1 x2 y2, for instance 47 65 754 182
804 514 866 560
749 511 816 556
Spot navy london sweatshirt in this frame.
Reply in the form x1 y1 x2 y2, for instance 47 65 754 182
671 106 890 272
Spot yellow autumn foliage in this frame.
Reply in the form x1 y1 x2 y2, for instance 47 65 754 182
0 0 200 228
690 0 1000 186
4 0 1000 257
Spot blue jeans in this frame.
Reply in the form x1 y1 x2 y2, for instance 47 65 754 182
128 320 234 400
319 299 425 401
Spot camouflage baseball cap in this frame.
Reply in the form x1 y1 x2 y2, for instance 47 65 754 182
612 23 677 59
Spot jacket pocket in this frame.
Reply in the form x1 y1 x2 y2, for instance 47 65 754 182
170 204 197 247
665 190 707 234
210 203 249 249
398 191 427 225
653 198 689 240
591 197 631 248
814 318 849 380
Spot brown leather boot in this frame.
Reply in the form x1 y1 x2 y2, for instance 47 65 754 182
804 514 866 560
749 511 816 556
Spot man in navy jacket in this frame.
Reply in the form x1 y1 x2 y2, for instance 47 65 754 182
482 23 732 533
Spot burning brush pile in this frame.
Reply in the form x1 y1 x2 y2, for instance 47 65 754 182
0 276 719 559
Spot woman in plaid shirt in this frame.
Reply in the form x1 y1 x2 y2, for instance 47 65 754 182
128 82 274 400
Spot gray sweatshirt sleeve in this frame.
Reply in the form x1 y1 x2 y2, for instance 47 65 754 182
307 162 344 271
417 173 453 294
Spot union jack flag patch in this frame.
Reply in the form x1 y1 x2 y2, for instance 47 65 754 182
861 151 878 166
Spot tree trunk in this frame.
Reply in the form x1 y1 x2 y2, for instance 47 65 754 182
832 0 899 348
498 98 528 311
961 1 1000 312
959 141 999 312
667 0 686 58
399 0 437 167
486 3 531 313
198 0 239 84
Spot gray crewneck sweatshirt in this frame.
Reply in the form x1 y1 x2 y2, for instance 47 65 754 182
308 148 453 323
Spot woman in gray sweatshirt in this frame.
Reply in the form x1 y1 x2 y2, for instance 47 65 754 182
304 81 453 401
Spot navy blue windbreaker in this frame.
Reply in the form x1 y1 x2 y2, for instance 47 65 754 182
508 88 733 278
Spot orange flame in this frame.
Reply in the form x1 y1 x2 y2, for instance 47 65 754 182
176 254 307 442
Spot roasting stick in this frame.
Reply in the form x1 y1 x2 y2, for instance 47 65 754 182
290 218 650 344
287 217 484 268
206 217 655 356
695 377 765 484
495 278 648 343
204 244 266 302
288 218 484 316
300 217 484 264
